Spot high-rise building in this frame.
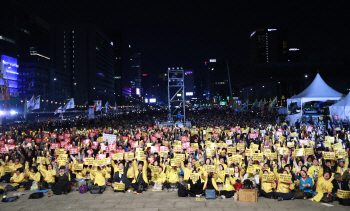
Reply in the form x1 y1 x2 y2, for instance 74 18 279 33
51 23 115 106
0 1 51 109
129 52 142 98
184 70 195 102
105 31 124 105
203 59 235 103
250 28 288 66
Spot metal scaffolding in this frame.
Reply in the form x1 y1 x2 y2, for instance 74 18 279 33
167 67 185 123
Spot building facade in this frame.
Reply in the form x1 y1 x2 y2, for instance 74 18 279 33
51 23 115 106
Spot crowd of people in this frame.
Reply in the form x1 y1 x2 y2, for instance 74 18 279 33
0 109 349 205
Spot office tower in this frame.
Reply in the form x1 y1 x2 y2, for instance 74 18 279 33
250 28 288 66
51 23 115 105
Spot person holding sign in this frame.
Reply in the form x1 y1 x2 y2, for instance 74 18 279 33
165 161 181 191
273 169 295 201
216 169 237 199
186 170 204 197
152 166 166 187
202 171 220 196
260 170 277 199
112 159 130 192
331 173 349 201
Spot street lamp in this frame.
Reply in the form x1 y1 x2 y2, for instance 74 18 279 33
305 75 308 78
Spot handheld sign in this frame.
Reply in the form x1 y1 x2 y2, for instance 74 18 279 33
262 174 274 182
279 174 292 183
114 182 125 191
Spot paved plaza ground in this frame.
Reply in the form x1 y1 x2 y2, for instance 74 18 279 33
1 185 349 211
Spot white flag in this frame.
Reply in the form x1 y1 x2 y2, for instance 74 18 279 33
33 97 40 110
63 98 74 112
27 95 35 111
54 106 62 115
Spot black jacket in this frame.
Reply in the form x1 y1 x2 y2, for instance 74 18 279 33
112 161 130 189
331 179 349 194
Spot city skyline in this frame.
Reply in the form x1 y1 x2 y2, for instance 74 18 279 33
1 1 350 109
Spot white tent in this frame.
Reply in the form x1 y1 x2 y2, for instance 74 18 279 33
329 92 350 120
287 73 343 107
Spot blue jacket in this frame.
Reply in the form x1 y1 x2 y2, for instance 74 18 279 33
296 175 313 193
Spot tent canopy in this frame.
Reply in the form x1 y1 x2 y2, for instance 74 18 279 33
329 92 350 120
288 73 343 104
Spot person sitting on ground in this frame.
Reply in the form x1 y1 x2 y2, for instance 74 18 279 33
10 168 25 189
52 160 71 195
112 159 130 192
90 165 107 193
23 166 41 190
131 159 148 193
295 170 313 199
186 169 204 197
39 160 57 189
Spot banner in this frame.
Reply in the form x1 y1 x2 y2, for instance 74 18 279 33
103 133 117 144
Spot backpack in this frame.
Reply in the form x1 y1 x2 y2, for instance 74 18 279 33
90 186 101 194
178 184 187 197
79 185 88 194
234 182 242 191
28 192 44 199
242 179 253 189
1 196 19 202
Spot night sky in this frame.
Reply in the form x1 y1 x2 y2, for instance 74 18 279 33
21 1 349 78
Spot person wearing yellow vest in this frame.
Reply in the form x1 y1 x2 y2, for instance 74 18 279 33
307 158 320 182
312 168 334 202
217 170 237 199
126 161 135 183
0 159 5 181
23 166 41 189
131 159 148 193
202 172 220 196
10 168 25 187
39 161 57 189
274 169 295 201
165 164 181 191
260 169 277 198
90 165 107 193
180 160 193 182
